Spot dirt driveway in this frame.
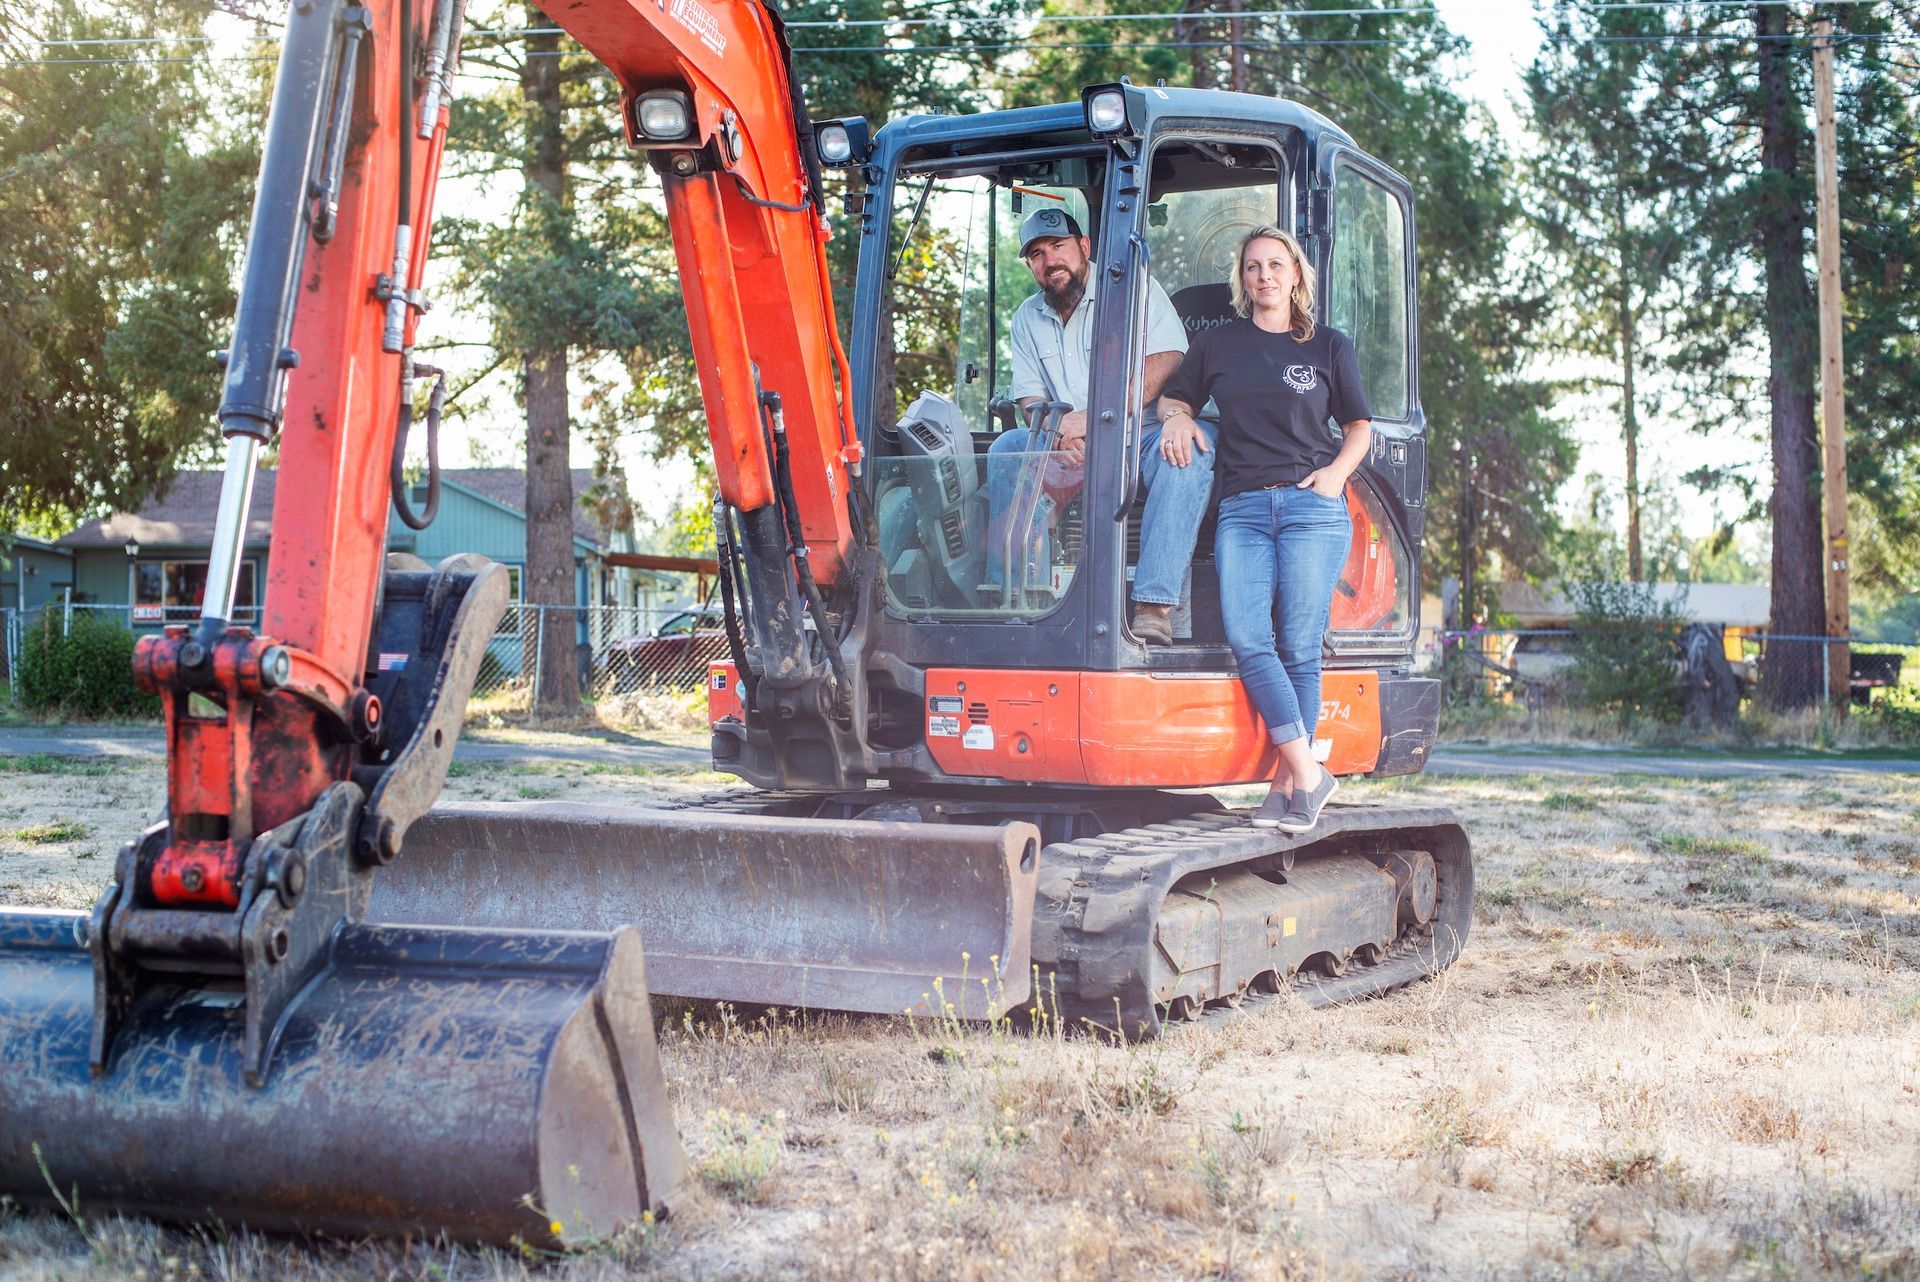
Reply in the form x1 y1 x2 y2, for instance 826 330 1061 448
2 755 1916 1280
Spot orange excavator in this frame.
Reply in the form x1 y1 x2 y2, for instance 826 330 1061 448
0 0 1470 1247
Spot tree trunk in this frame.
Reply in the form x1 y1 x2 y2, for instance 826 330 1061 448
1755 1 1825 709
1180 1 1210 88
522 15 579 712
1615 214 1642 581
1458 440 1477 624
1226 0 1248 93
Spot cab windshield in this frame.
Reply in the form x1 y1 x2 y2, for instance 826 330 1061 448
867 137 1321 630
867 145 1106 619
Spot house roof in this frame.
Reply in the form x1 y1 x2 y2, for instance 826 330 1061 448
58 471 277 549
57 468 617 552
437 469 607 548
1496 581 1772 628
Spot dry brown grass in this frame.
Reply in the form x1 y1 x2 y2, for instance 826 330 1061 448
3 756 1918 1280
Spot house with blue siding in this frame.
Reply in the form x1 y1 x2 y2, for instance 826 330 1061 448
1 536 75 614
47 468 681 633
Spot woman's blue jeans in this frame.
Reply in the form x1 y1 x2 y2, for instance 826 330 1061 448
1214 486 1351 746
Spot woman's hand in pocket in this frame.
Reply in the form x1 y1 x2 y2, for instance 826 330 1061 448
1297 467 1348 500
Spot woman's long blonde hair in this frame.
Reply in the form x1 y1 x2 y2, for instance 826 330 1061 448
1228 225 1316 340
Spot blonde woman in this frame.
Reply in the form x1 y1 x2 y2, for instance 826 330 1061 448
1157 226 1371 833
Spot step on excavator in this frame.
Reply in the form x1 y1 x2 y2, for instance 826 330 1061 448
0 0 1470 1247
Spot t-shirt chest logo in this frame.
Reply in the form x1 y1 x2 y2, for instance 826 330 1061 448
1283 364 1317 393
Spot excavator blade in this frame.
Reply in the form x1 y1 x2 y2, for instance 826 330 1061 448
373 803 1041 1019
0 909 685 1247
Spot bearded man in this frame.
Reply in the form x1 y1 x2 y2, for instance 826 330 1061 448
986 206 1213 643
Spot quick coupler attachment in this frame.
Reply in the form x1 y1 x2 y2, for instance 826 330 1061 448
0 909 685 1246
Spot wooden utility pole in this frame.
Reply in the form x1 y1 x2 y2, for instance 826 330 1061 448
1812 20 1850 711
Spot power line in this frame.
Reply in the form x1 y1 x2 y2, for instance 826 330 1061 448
5 0 1828 49
6 23 1913 67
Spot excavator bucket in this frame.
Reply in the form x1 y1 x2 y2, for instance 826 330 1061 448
0 908 685 1246
371 803 1042 1019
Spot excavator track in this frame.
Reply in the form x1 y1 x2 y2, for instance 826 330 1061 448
1029 804 1471 1037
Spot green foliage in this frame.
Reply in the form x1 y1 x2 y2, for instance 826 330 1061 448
15 613 159 720
1567 579 1686 725
1525 1 1693 581
0 0 259 527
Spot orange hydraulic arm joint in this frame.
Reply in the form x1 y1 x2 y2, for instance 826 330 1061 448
542 0 875 788
95 0 509 1079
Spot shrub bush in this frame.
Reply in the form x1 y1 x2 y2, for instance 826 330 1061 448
15 612 159 719
1567 580 1686 726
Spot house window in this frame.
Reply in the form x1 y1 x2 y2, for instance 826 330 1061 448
503 565 523 603
133 558 258 623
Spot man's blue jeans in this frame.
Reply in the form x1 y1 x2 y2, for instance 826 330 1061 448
1214 486 1351 746
986 419 1217 603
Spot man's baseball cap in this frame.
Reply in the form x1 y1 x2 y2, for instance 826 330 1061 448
1019 206 1084 255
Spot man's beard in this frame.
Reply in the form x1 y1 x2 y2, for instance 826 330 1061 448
1042 263 1088 313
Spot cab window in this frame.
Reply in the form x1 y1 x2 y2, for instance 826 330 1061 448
1328 163 1411 422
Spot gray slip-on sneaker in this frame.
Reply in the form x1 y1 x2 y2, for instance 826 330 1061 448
1249 781 1294 828
1274 769 1339 835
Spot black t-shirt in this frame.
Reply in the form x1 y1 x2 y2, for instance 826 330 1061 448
1162 320 1370 498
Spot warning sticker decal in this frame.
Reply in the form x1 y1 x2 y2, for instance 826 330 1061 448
928 715 961 738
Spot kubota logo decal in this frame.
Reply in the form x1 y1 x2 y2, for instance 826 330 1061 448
670 0 726 56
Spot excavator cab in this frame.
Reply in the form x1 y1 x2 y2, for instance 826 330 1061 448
852 86 1436 791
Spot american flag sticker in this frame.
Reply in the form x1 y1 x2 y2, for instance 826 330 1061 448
377 652 409 672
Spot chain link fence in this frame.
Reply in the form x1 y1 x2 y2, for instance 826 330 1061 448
470 601 727 704
1 598 721 705
1437 626 1916 715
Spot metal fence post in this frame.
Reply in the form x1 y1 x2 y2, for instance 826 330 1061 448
1820 640 1830 711
532 604 545 705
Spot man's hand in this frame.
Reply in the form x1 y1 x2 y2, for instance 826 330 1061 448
1158 417 1209 468
1056 408 1088 463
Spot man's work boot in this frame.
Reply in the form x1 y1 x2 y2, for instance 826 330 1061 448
1131 603 1173 645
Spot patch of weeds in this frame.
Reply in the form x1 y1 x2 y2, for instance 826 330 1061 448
1656 833 1769 860
0 754 116 778
514 783 561 799
444 760 478 778
696 1108 784 1203
1102 1053 1183 1117
1479 883 1520 909
582 762 673 778
1190 1121 1279 1218
1573 1145 1701 1208
1539 790 1598 812
1415 1085 1494 1155
814 1053 875 1114
10 819 90 844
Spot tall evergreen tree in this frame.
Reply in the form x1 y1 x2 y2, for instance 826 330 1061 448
1525 1 1692 582
1648 2 1920 705
441 6 681 708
